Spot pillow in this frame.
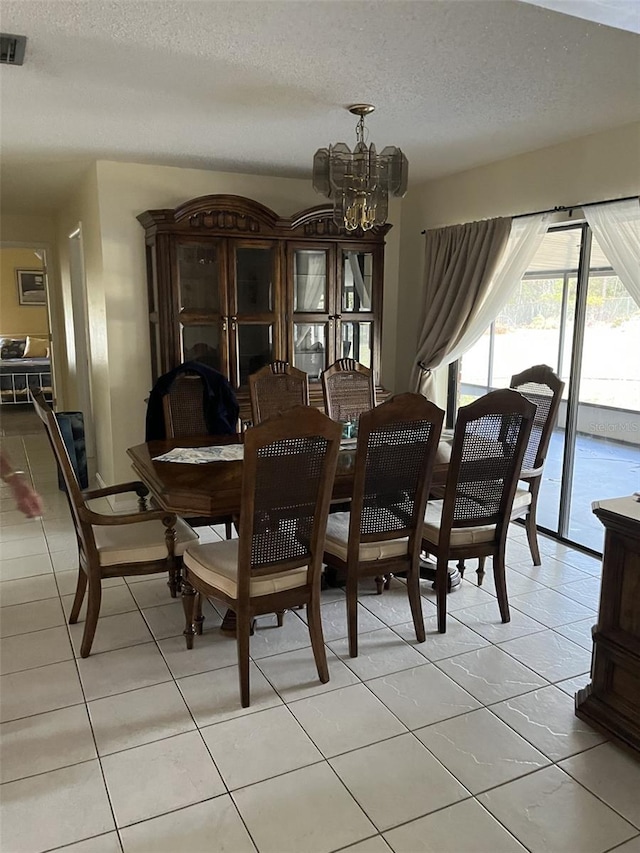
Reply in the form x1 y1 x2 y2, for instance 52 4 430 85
0 338 26 359
22 336 49 358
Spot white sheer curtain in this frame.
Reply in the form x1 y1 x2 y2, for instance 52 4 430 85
584 198 640 308
443 213 551 366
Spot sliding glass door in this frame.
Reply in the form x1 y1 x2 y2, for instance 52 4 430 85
456 223 639 553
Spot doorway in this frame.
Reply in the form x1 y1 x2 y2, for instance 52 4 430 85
0 245 55 433
68 225 96 472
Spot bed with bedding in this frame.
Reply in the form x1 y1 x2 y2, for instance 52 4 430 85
0 336 53 405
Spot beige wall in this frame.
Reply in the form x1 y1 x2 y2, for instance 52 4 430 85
396 121 640 401
0 248 48 337
89 161 402 484
56 164 108 473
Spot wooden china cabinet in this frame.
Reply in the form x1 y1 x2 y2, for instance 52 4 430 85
138 195 389 421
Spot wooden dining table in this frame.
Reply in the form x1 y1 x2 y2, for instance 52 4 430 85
127 434 449 520
127 434 452 608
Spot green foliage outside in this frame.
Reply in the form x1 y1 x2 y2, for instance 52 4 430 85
495 275 638 332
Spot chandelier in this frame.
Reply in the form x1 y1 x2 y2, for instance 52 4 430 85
312 104 408 232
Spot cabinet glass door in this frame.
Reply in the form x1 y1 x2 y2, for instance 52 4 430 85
294 249 328 312
177 243 221 313
236 323 274 387
291 247 333 380
235 246 275 314
176 241 227 374
181 324 224 373
342 250 373 313
294 322 329 380
231 243 280 387
341 320 373 368
339 249 377 377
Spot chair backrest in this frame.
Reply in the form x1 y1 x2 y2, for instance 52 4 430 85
31 391 96 566
442 388 535 537
348 393 444 559
236 406 341 595
248 360 309 425
162 372 208 438
321 358 376 424
510 364 565 475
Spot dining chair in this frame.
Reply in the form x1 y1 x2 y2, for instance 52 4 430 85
507 364 565 567
321 358 376 426
163 370 234 540
31 391 198 657
181 405 341 707
146 360 239 441
322 393 445 657
421 388 535 633
162 371 209 437
248 360 309 425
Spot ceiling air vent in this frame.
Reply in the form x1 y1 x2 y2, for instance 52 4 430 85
0 33 27 65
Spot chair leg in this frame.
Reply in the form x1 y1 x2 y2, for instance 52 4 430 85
80 579 101 658
276 610 285 627
476 557 486 586
69 569 87 624
493 547 510 623
525 484 542 566
194 592 204 635
236 609 252 708
307 596 329 684
346 573 359 658
225 519 233 540
375 575 385 595
182 578 197 650
436 556 449 634
407 560 426 643
457 559 466 579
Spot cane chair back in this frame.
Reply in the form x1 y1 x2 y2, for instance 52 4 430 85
161 370 235 537
31 391 196 657
423 389 535 633
323 393 444 656
321 358 375 425
249 361 309 425
182 406 341 706
509 364 564 565
510 364 564 476
162 372 208 438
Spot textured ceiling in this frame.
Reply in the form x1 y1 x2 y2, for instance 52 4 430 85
0 0 638 213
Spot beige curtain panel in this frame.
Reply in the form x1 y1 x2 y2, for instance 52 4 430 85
411 217 511 399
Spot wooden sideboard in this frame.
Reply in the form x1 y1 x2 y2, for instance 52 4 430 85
575 495 640 754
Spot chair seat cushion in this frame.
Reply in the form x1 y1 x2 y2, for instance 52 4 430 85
184 539 308 598
93 517 198 567
511 487 533 514
324 512 409 563
422 501 496 547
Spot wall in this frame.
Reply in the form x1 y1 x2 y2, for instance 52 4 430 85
395 121 640 404
91 161 402 484
56 165 109 477
0 248 48 336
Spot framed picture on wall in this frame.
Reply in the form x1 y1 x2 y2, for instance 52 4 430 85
16 269 46 305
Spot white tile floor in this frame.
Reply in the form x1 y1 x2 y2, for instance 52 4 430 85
1 428 640 853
